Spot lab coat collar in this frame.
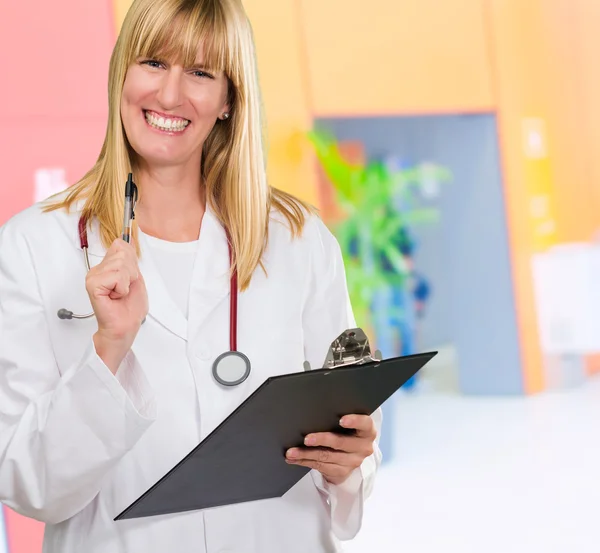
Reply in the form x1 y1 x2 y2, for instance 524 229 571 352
76 202 231 342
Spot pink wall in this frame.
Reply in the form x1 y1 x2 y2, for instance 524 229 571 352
1 1 115 551
0 0 115 225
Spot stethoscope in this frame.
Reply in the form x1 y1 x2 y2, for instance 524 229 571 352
56 174 252 387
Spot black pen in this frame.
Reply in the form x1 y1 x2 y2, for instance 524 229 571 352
122 173 138 243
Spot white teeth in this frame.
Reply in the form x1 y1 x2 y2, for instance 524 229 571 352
144 111 189 132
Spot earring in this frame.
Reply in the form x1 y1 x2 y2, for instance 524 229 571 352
222 113 230 120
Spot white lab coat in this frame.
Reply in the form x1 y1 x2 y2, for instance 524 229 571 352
0 197 382 553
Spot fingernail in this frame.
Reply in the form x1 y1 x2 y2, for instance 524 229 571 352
304 435 316 446
287 449 297 459
340 417 349 427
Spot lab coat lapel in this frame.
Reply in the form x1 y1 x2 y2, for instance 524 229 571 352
187 206 230 342
137 233 188 340
84 217 188 341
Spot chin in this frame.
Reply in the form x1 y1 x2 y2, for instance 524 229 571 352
128 139 185 167
124 124 201 168
139 152 187 167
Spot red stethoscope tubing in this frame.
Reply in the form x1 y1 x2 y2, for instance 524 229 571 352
77 215 239 353
226 230 238 352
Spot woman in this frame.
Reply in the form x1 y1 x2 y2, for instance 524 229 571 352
0 0 382 551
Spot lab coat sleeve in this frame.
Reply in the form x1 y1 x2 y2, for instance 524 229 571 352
0 222 157 524
302 216 383 540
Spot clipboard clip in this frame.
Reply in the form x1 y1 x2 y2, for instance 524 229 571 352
303 328 382 371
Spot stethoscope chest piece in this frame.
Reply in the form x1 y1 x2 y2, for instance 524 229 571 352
212 351 251 387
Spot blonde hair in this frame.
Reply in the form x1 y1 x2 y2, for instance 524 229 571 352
44 0 313 290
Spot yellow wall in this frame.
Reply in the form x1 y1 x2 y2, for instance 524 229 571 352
242 0 318 203
112 0 131 30
299 0 495 116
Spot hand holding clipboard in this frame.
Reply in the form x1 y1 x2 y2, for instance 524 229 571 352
285 329 381 485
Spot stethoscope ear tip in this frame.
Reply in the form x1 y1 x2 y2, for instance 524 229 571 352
57 308 74 320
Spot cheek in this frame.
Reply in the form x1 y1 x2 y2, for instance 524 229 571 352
120 86 148 139
190 83 228 116
121 71 150 118
121 83 140 117
119 97 136 143
190 96 221 118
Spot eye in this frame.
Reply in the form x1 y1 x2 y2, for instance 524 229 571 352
191 69 214 79
141 59 163 69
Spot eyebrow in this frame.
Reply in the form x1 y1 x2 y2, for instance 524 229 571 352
188 63 213 71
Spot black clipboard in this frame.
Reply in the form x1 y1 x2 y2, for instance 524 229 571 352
115 347 437 520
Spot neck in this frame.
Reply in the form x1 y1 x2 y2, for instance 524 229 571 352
134 163 206 242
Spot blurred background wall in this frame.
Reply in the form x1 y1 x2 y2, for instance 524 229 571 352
2 1 600 551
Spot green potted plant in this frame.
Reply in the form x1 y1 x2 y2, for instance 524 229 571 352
308 128 451 460
308 128 449 327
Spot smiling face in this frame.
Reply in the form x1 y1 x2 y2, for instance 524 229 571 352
120 42 230 170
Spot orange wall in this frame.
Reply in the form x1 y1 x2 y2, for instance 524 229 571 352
542 1 600 376
558 1 600 243
487 0 600 247
487 0 557 394
487 0 600 391
578 2 600 236
536 1 600 244
298 0 495 116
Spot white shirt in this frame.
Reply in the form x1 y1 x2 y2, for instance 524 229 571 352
140 231 199 319
0 200 382 553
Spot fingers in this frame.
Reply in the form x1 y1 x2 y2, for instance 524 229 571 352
286 459 349 482
89 262 135 299
101 257 139 286
107 269 131 299
340 414 377 440
107 239 139 276
284 417 377 485
304 432 375 458
86 239 141 299
285 447 363 475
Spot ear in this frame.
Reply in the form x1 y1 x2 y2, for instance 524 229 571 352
219 94 231 120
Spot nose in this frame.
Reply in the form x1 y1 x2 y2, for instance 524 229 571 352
156 68 184 110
